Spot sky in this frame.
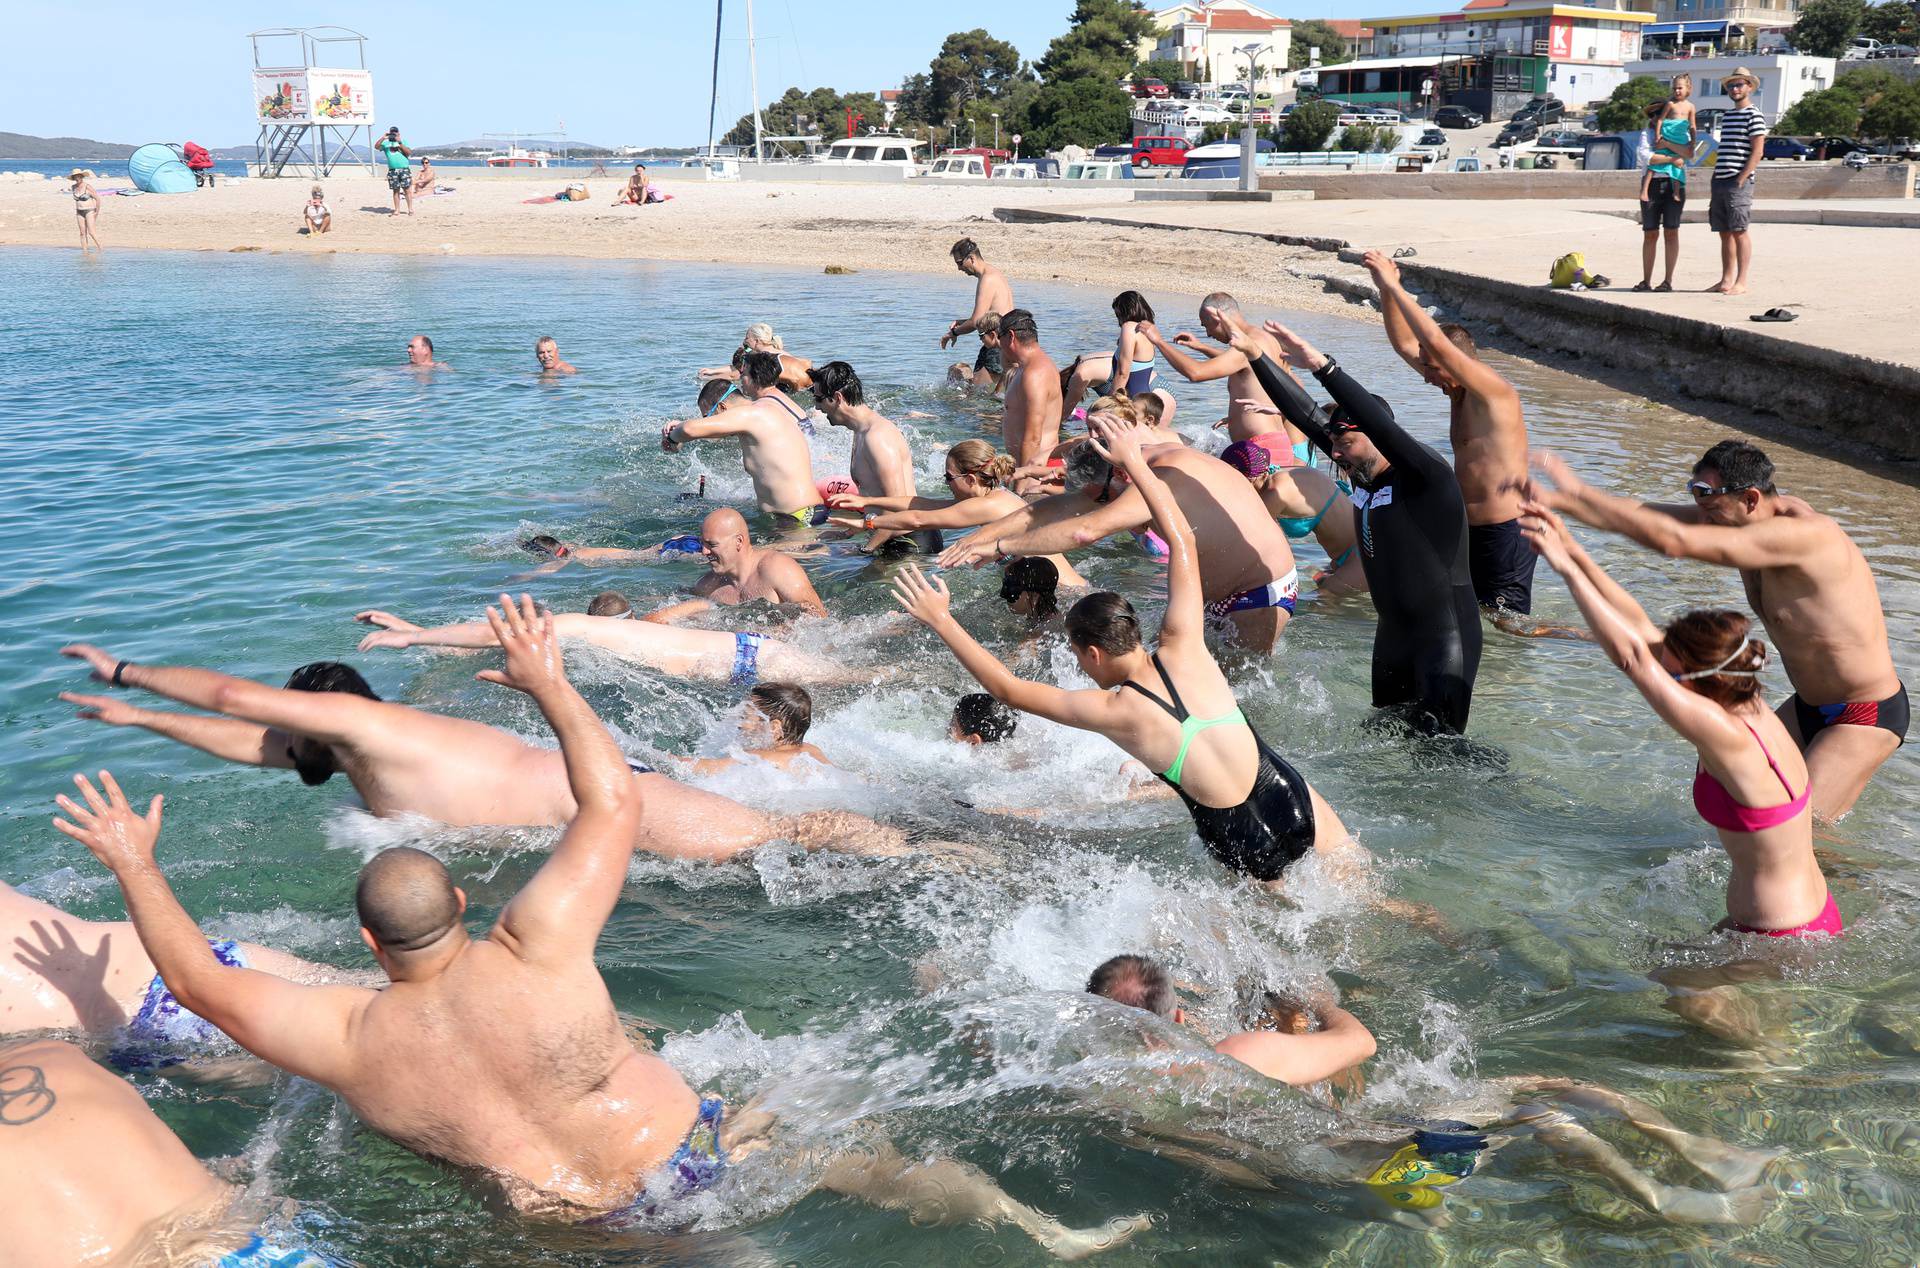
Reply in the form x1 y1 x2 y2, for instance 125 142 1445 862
2 1 1408 149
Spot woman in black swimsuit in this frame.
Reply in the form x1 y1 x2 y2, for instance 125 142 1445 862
893 413 1350 884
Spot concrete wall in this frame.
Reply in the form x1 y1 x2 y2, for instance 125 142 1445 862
1258 163 1915 199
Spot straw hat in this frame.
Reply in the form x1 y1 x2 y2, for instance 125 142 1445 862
68 167 91 179
1721 67 1758 90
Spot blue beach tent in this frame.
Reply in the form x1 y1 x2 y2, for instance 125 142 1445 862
128 143 197 194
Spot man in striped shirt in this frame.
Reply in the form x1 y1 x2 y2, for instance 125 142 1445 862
1709 68 1768 295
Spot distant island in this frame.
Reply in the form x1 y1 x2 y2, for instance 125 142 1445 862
3 130 703 164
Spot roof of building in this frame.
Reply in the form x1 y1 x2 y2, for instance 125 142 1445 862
1197 9 1292 31
1368 4 1654 27
1315 18 1375 38
1314 54 1458 73
1462 0 1507 9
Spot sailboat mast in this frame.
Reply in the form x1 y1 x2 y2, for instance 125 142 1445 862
706 0 724 159
746 0 764 163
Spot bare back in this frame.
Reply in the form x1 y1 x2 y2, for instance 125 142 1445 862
1004 353 1062 472
1151 449 1297 600
1740 505 1898 704
342 702 575 825
851 416 918 500
733 399 821 514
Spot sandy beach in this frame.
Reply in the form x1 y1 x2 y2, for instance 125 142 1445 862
0 168 1365 318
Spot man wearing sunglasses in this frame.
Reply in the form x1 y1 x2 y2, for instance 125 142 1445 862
1533 440 1904 819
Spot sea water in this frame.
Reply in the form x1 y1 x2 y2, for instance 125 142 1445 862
2 247 1917 1266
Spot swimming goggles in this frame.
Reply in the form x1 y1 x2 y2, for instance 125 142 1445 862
704 381 740 417
1686 479 1753 499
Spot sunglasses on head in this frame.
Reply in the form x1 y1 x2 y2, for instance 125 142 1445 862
703 381 739 417
1687 479 1752 500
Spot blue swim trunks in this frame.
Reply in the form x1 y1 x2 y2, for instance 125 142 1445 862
107 938 249 1071
217 1233 329 1267
1205 568 1300 622
588 1096 728 1227
730 632 764 686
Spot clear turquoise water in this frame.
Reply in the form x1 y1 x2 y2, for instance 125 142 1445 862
4 247 1919 1266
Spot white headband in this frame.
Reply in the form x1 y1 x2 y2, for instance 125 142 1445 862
1674 640 1767 680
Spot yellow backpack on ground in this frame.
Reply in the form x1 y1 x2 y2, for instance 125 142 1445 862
1549 251 1610 290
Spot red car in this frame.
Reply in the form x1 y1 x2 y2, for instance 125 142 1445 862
1131 78 1170 99
1131 135 1192 168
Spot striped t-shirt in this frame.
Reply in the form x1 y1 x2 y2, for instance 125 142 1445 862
1714 107 1769 181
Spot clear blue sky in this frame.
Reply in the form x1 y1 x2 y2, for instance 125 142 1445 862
4 1 1407 148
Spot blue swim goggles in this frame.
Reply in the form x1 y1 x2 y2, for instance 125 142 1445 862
704 381 739 416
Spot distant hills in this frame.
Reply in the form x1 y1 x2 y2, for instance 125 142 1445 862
2 130 695 163
1 131 140 161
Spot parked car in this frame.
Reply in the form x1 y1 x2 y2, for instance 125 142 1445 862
1871 44 1917 58
1132 135 1192 168
1535 129 1588 151
1763 135 1814 160
1410 128 1451 162
1215 88 1249 112
1847 37 1885 59
1174 81 1204 99
1813 136 1870 158
1132 78 1170 99
1494 119 1540 146
1063 158 1136 180
1092 143 1133 160
1515 95 1565 125
1434 105 1484 129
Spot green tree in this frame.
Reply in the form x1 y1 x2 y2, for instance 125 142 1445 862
929 29 1027 123
1289 19 1356 70
893 73 935 127
1134 57 1187 85
1282 99 1339 151
1860 0 1918 43
1594 76 1671 132
1337 123 1381 152
1860 81 1920 140
1778 85 1865 136
1790 0 1867 58
1036 0 1159 85
1834 64 1907 102
1019 76 1135 150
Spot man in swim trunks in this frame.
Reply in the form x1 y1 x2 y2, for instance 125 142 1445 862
1533 440 1906 818
997 309 1063 495
1234 322 1481 733
1363 252 1537 627
404 334 447 370
939 237 1014 352
938 429 1299 654
534 335 577 376
810 360 940 554
664 350 823 524
61 616 918 865
1139 294 1304 447
0 1037 326 1264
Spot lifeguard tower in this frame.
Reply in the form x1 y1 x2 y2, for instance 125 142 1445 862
248 26 377 178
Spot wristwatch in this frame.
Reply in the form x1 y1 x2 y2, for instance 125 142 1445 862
1311 355 1339 380
863 510 880 530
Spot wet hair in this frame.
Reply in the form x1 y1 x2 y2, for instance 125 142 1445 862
740 350 783 391
1087 954 1174 1017
1200 291 1240 315
744 321 784 352
1064 591 1142 657
1136 392 1165 424
1111 290 1154 325
521 534 566 556
749 682 812 743
1000 555 1060 618
999 308 1038 345
1438 322 1476 358
356 846 462 953
696 377 734 415
977 311 1001 337
1663 609 1768 708
950 237 980 264
414 335 435 355
947 439 1016 489
1220 437 1273 480
282 662 381 785
1063 439 1115 494
950 692 1017 744
535 335 557 350
809 360 864 406
587 591 633 618
1693 439 1775 495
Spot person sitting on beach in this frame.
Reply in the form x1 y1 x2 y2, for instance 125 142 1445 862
534 335 576 375
950 692 1018 746
698 323 815 392
940 238 1015 353
937 415 1299 654
534 509 826 621
686 682 833 775
405 334 448 370
612 162 666 206
996 310 1062 494
1532 442 1905 820
411 154 437 196
905 415 1343 886
301 184 332 235
812 360 934 554
48 628 1109 1254
948 311 1006 392
0 1036 328 1265
61 607 923 866
1219 432 1365 596
829 439 1086 587
666 351 825 526
1080 955 1780 1226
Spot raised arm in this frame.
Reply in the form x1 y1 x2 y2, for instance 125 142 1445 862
1365 251 1513 403
479 596 643 960
891 566 1122 733
54 771 368 1088
1213 1001 1377 1087
1240 346 1333 458
1535 452 1814 569
1088 415 1203 646
1360 251 1425 373
59 691 294 769
1142 320 1246 384
60 645 378 747
664 411 754 446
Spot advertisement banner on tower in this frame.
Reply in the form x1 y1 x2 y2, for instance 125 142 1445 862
253 69 375 124
1549 19 1574 60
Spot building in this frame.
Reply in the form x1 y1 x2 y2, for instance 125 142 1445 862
1143 2 1293 91
1640 1 1806 59
1348 0 1657 114
1624 51 1838 119
1313 18 1375 59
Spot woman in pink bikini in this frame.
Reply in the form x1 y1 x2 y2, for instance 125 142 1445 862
1520 499 1834 939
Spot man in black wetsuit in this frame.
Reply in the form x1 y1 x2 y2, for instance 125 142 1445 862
1230 322 1482 735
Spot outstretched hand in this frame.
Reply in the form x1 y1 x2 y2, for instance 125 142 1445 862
1360 249 1401 288
1260 321 1326 371
1086 411 1149 473
59 644 120 684
890 563 953 628
1231 396 1282 417
354 610 420 631
1528 451 1589 507
1518 498 1576 572
59 691 146 727
53 771 163 875
827 492 870 510
936 537 994 571
474 593 567 697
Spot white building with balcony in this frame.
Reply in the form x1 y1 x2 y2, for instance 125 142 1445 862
1624 51 1839 120
1143 1 1293 92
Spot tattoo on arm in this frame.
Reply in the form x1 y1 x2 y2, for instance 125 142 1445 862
0 1064 55 1125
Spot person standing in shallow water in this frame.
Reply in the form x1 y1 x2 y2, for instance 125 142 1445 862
69 168 102 252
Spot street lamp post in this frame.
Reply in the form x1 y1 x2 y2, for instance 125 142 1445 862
1236 42 1264 193
992 112 1000 150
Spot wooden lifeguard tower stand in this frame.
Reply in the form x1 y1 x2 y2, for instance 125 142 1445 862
249 26 377 178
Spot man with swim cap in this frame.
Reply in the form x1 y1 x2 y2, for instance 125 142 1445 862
938 420 1299 653
1234 321 1481 733
1533 439 1906 818
939 238 1014 351
810 359 939 554
664 350 824 525
61 612 917 864
1139 294 1306 448
0 1037 325 1264
1364 252 1536 623
996 309 1063 495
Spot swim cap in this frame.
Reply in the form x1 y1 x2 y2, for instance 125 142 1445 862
1220 438 1273 480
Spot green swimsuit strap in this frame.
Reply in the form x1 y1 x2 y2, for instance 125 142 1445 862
1122 652 1249 787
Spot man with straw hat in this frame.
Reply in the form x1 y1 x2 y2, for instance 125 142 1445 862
1707 67 1768 295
